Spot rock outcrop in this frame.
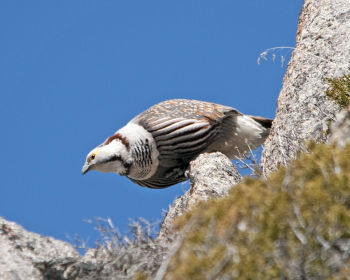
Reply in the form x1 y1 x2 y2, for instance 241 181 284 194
330 105 350 147
261 0 350 174
0 217 79 280
158 152 242 242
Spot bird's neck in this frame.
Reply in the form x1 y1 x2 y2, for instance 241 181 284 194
118 123 159 180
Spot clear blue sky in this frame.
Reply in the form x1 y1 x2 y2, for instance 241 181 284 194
0 1 302 247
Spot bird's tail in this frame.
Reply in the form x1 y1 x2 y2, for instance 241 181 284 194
234 115 273 152
206 114 273 159
248 115 273 130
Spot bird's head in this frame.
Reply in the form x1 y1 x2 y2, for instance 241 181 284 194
81 139 132 176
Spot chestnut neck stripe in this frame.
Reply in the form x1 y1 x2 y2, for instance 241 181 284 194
104 133 130 150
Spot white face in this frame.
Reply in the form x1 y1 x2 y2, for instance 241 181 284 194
82 140 132 175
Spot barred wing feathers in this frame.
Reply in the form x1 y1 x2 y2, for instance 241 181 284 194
129 99 242 188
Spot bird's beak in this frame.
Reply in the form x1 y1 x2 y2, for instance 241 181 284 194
81 164 91 175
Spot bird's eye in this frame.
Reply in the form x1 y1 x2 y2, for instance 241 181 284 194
90 154 95 160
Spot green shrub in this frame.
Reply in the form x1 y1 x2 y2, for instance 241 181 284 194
326 74 350 108
165 144 350 279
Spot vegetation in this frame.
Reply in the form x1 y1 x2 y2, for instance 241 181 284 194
326 74 350 108
164 143 350 279
64 217 165 280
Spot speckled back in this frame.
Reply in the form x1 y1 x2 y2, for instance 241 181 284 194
131 99 241 127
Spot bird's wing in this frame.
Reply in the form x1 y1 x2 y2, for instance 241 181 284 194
132 99 242 164
127 100 243 188
148 118 218 163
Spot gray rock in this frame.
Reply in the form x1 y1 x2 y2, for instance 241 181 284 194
329 105 350 147
261 0 350 174
158 152 242 242
0 216 79 280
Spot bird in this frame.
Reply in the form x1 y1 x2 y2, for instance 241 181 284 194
81 99 273 188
